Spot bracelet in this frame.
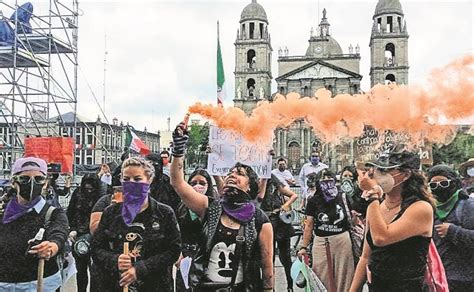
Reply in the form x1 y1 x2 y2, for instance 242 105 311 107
367 197 381 205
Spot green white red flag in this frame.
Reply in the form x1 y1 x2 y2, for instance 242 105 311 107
217 21 225 106
125 127 150 155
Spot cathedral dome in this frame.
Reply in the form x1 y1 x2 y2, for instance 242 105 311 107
306 36 343 57
240 0 268 23
374 0 404 17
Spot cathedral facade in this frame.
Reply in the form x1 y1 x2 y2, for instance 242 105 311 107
233 0 409 172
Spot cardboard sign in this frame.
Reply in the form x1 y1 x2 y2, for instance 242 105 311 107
207 126 272 178
24 137 74 173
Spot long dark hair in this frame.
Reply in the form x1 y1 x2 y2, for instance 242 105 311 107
400 169 436 211
188 168 215 198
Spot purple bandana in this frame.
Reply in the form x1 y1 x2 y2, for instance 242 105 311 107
220 186 256 223
121 181 150 226
2 196 41 224
319 180 338 202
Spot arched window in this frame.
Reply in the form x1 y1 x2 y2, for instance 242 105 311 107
247 78 256 97
385 43 395 66
303 86 310 97
247 50 256 68
279 86 285 94
385 74 396 84
288 141 301 170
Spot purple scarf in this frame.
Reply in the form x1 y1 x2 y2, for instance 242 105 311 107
121 181 150 226
2 196 41 224
220 186 256 224
319 180 338 202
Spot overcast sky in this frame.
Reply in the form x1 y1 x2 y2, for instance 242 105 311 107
7 0 472 133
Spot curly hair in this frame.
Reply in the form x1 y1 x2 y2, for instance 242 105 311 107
230 162 259 200
121 156 155 181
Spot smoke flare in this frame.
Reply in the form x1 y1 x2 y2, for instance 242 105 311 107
188 55 474 146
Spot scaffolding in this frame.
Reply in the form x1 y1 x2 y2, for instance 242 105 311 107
0 0 79 174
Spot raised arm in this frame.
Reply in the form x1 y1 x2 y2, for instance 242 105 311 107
169 122 208 218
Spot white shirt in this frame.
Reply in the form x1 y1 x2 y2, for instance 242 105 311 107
298 162 329 198
271 169 295 187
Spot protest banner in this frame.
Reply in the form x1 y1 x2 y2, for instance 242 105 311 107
207 125 273 178
24 137 75 173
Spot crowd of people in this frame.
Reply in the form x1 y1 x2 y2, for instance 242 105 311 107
0 122 472 292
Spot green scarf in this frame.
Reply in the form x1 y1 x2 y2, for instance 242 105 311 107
436 189 460 220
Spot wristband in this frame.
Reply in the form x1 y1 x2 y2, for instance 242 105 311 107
367 197 381 205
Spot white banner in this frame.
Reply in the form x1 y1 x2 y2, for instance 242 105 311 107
207 126 273 178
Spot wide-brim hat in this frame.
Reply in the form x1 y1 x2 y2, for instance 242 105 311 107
366 151 420 170
459 158 474 177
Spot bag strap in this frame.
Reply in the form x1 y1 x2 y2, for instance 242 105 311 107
44 205 56 229
341 193 354 228
230 224 245 287
425 241 438 292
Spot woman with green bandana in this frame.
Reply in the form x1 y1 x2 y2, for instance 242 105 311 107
428 165 474 292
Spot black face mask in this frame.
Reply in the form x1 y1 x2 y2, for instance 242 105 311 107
432 186 457 203
18 181 44 201
278 166 285 171
222 186 251 205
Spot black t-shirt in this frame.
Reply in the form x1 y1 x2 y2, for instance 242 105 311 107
305 193 350 237
91 194 113 213
260 174 285 213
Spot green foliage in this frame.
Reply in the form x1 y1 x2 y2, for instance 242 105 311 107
186 123 210 168
433 133 474 167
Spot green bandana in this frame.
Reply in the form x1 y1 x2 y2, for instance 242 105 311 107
189 209 199 221
436 189 460 220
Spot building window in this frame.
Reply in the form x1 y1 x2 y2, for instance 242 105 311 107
247 78 256 97
249 22 255 39
385 74 396 84
247 49 256 69
385 43 395 66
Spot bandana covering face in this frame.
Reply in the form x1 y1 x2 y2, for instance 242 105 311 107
121 181 150 226
192 184 207 195
221 186 255 223
340 178 355 198
2 196 42 224
436 189 460 221
310 156 320 165
319 179 338 202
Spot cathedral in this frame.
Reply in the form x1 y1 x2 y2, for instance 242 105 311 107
233 0 409 172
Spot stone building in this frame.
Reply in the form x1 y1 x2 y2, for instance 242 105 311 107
233 0 409 172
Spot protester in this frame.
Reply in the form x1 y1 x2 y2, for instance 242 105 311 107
0 157 68 290
66 173 103 292
175 168 217 291
146 153 181 214
350 151 435 292
459 158 474 197
259 174 297 292
91 156 181 291
298 151 329 204
170 122 274 292
340 165 368 218
428 164 474 292
161 150 171 176
44 172 71 208
271 157 296 187
297 168 355 292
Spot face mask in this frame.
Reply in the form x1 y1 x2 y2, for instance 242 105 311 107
162 158 169 166
221 186 255 223
340 178 355 197
121 181 150 225
373 170 404 193
278 165 285 171
310 156 320 165
192 184 207 195
467 167 474 177
319 179 338 202
18 180 44 201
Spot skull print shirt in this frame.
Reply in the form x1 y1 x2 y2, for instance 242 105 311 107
305 193 350 237
205 221 244 284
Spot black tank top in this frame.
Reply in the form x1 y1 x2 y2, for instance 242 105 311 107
367 206 430 281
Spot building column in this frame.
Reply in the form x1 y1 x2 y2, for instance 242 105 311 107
283 130 288 157
300 126 304 160
275 129 280 157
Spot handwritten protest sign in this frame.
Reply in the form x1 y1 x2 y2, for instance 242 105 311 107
24 137 74 173
207 126 273 178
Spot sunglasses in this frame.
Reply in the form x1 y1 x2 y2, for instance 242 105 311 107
190 181 207 187
14 175 47 185
429 180 451 190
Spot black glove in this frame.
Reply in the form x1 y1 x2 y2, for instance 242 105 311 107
172 123 189 157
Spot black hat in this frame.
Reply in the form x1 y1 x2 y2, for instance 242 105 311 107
428 164 459 181
366 151 420 170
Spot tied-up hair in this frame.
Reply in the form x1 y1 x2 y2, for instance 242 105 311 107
121 157 155 181
229 162 259 200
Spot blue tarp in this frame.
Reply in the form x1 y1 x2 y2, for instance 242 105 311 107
10 2 33 34
0 18 15 45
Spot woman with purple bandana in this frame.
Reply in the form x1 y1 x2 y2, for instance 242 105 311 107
91 157 181 291
297 168 355 292
170 122 274 292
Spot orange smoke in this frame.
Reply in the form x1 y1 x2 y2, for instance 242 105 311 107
188 55 474 145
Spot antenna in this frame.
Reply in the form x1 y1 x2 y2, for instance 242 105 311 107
103 33 108 116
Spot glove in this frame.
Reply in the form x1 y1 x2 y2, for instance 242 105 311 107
172 123 189 157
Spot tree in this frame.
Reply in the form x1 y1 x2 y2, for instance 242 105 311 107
186 122 210 169
432 132 474 167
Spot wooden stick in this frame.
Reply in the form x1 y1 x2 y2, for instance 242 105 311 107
37 258 45 292
123 242 129 292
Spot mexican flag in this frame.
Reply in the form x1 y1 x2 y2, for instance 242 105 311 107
125 127 150 155
217 21 225 106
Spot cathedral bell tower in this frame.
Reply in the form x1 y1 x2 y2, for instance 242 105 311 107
369 0 409 87
234 0 272 115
